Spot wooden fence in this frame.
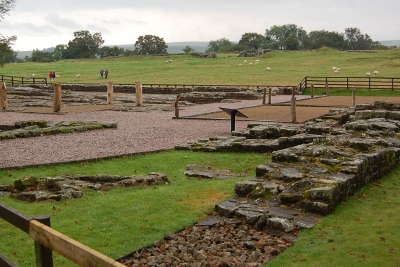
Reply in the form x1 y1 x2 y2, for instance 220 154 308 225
0 75 48 86
298 76 400 92
2 74 400 93
0 203 125 267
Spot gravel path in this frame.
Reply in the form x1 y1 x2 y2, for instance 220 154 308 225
0 95 309 169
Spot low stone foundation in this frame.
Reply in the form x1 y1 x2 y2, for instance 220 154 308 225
177 101 400 232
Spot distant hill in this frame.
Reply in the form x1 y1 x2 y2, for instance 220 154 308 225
16 41 208 59
380 40 400 47
114 41 208 54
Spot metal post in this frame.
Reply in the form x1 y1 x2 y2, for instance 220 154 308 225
230 110 237 132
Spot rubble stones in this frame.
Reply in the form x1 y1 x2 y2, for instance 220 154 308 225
1 173 169 202
119 218 295 267
184 164 246 179
0 120 117 140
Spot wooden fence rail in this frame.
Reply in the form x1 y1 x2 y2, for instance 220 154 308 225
0 75 48 86
298 76 400 92
0 203 125 267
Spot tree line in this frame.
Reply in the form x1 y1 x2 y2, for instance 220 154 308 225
206 24 391 53
0 0 396 65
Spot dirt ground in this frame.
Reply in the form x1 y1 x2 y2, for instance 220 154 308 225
4 95 400 123
187 96 400 123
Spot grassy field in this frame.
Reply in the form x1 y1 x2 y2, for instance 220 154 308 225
1 49 400 266
0 151 268 266
1 48 400 85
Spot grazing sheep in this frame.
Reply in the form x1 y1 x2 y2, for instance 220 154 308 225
55 75 60 78
255 60 260 64
244 60 248 64
249 62 253 65
332 67 336 70
266 67 271 71
32 74 35 78
76 74 81 78
366 72 371 76
333 69 339 74
374 70 380 76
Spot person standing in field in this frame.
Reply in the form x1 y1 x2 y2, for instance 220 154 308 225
104 69 109 79
49 71 53 81
52 71 56 80
100 69 104 79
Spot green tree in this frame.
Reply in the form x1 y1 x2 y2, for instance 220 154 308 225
64 30 104 59
52 44 67 60
239 32 264 50
98 46 125 58
306 30 346 50
206 38 234 52
265 24 307 50
183 45 194 54
134 35 168 55
30 49 54 62
0 0 16 67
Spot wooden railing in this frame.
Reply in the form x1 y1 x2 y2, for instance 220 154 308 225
0 203 125 267
0 75 48 86
298 76 400 92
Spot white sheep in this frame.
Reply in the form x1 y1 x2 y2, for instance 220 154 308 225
374 70 380 76
336 67 340 72
333 69 339 74
76 74 81 78
255 60 260 64
332 67 337 71
266 67 271 71
55 75 60 78
366 72 371 76
244 60 248 64
32 74 35 78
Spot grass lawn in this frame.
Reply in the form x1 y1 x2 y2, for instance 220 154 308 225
0 151 268 266
1 48 400 266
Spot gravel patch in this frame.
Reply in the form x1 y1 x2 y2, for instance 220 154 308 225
0 95 308 169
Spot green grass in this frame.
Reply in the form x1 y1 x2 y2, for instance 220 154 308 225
1 49 400 266
1 48 400 86
0 150 268 266
267 166 400 267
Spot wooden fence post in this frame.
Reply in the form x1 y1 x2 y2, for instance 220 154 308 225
268 88 272 104
107 82 113 104
325 81 330 96
352 89 356 107
33 215 53 267
1 82 8 109
135 81 143 106
53 83 61 112
311 85 314 98
262 88 266 105
174 94 180 117
291 97 296 123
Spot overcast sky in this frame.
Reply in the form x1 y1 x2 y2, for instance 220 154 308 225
1 0 399 51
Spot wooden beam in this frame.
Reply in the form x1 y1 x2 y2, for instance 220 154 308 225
29 220 125 267
53 83 61 112
0 82 8 109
